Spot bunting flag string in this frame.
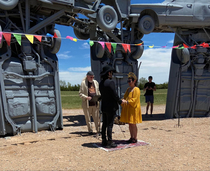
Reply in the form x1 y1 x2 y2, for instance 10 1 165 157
1 31 210 51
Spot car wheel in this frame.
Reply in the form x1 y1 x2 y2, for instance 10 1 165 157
138 15 155 34
95 42 105 58
176 48 190 64
96 5 118 32
50 29 61 54
131 40 144 60
74 29 90 40
0 0 19 10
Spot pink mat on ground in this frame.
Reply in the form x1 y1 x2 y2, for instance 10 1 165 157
93 140 149 152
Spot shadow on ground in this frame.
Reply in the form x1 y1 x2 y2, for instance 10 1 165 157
70 131 98 137
63 115 86 127
82 142 99 148
142 113 166 121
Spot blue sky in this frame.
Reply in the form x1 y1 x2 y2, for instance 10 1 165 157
57 0 175 85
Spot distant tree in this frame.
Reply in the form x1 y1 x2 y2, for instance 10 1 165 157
138 77 148 90
60 80 80 91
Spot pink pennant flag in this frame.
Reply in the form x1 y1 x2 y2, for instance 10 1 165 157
122 44 127 53
99 42 105 49
3 32 11 46
0 32 2 45
172 45 179 49
66 36 73 41
105 42 112 53
34 35 42 42
127 44 131 53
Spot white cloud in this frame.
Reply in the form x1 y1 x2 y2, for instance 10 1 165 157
81 42 90 49
57 51 72 59
59 71 87 85
167 39 174 44
138 48 172 84
68 66 91 72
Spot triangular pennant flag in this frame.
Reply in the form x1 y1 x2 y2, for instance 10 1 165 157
191 45 197 49
177 44 184 49
13 33 21 46
89 41 94 46
3 32 11 46
54 32 58 38
105 42 111 53
73 38 77 42
200 42 209 48
135 42 143 46
149 45 154 48
122 44 127 53
162 43 167 48
172 45 179 49
46 33 53 37
0 32 2 45
66 36 73 41
183 43 189 48
34 35 42 42
111 43 117 53
25 34 34 44
99 42 105 49
127 44 131 53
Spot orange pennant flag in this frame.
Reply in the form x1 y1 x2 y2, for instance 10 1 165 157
34 35 42 42
54 32 58 38
191 45 197 49
183 43 189 48
3 32 11 46
122 44 128 53
105 42 112 53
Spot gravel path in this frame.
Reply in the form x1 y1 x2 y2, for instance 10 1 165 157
0 105 209 170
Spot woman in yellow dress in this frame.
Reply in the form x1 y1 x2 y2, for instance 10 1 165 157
120 72 142 143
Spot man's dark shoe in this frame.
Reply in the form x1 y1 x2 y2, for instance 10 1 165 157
126 138 133 144
106 141 117 148
102 139 108 147
88 132 94 135
145 113 148 116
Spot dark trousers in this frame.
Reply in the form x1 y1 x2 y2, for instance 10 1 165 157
102 112 115 141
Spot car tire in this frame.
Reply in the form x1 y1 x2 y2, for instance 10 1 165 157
131 40 144 59
50 29 61 54
176 48 190 64
96 5 118 32
74 29 90 40
138 15 155 34
95 42 105 58
0 0 19 10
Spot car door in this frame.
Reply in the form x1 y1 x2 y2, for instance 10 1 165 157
193 0 210 24
166 0 194 25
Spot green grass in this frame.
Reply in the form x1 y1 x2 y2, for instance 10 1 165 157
140 89 167 106
61 89 168 109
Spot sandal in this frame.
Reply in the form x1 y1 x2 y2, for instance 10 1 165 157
131 138 137 143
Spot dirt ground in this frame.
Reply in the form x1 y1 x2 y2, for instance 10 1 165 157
0 105 210 170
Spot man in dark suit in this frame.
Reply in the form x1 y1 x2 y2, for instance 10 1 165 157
99 65 122 148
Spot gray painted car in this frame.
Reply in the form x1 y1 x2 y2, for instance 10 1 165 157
129 0 210 35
